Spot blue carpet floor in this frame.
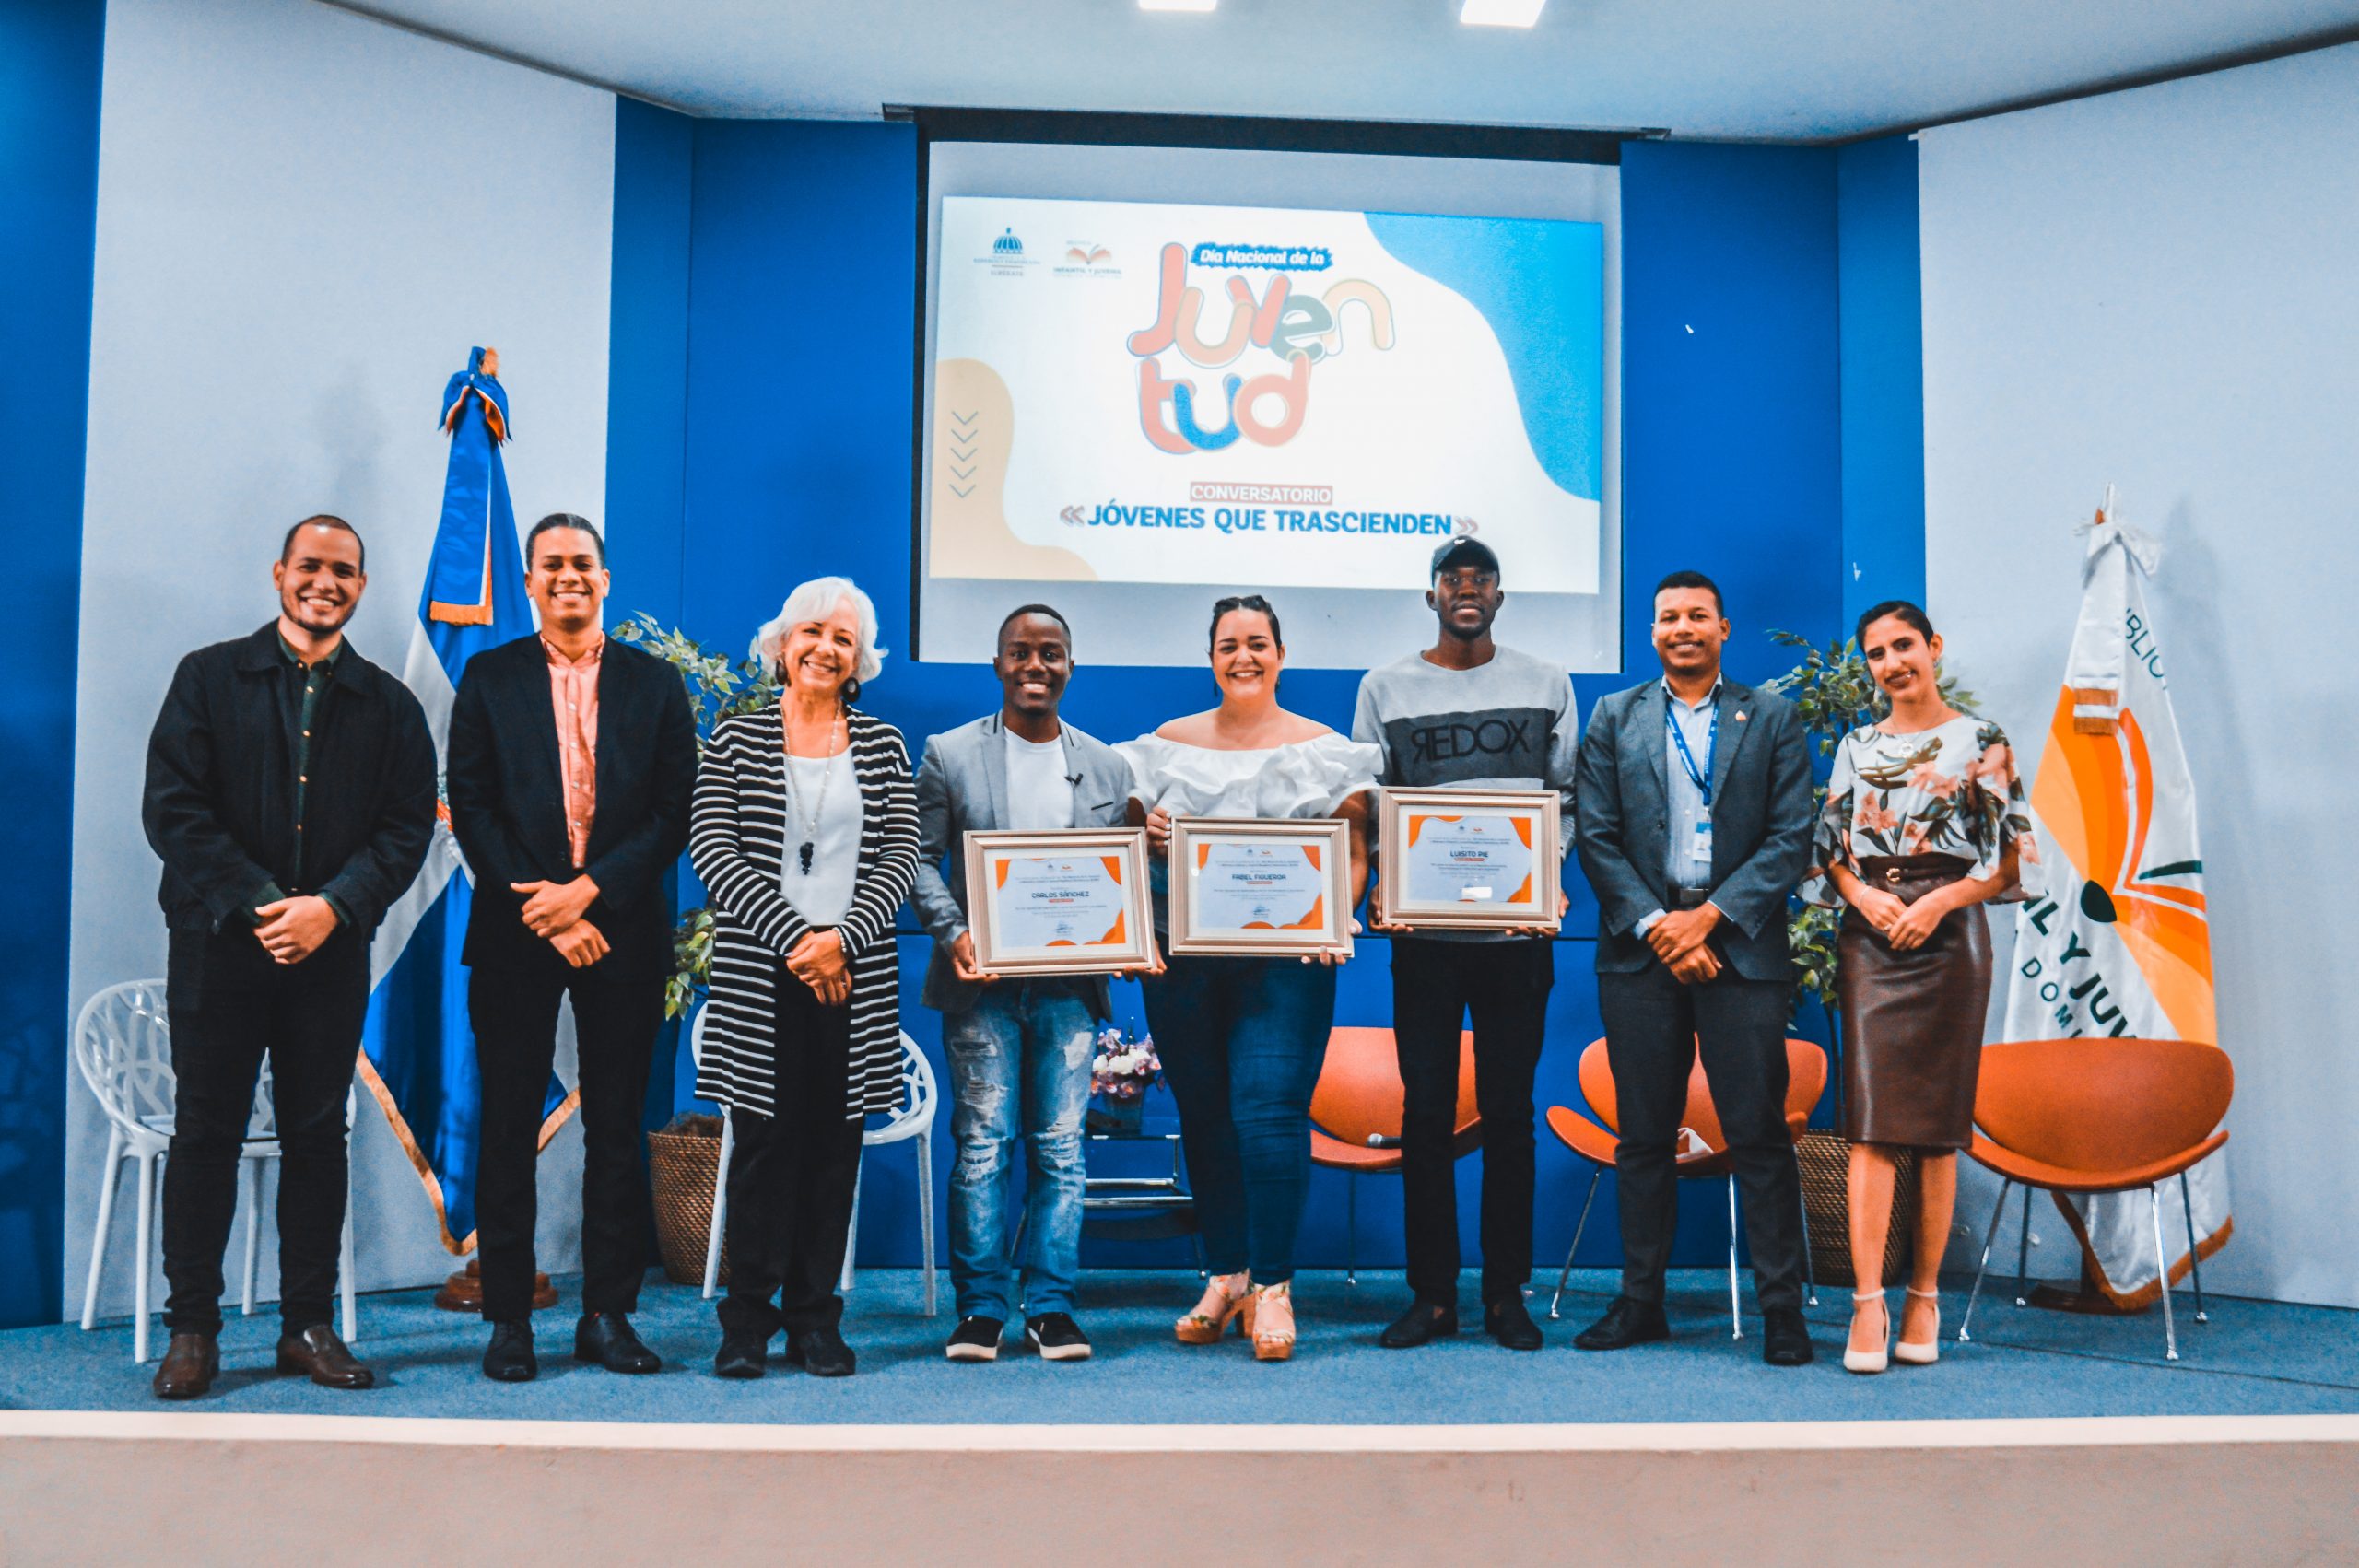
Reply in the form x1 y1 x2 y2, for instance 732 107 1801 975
9 1270 2357 1425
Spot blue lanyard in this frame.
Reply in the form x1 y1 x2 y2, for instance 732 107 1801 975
1667 693 1718 807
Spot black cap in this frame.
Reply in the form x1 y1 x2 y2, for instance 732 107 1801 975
1430 535 1500 580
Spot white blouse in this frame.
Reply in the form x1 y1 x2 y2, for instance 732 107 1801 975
777 746 862 927
1116 731 1383 821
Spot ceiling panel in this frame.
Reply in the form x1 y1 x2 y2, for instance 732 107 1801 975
320 0 2359 142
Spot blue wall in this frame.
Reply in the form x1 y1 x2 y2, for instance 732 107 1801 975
653 126 1859 1276
606 98 697 632
1836 135 1929 626
605 97 700 1133
0 0 105 1330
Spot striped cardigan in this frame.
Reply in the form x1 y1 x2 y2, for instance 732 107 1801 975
689 702 920 1119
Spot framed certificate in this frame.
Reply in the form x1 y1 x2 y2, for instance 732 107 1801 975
962 829 1160 977
1167 817 1355 958
1374 788 1561 931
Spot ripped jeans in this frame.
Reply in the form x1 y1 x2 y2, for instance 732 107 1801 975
942 983 1097 1321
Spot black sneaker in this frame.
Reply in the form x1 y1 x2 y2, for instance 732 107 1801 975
945 1316 1004 1363
1026 1312 1093 1362
784 1325 856 1377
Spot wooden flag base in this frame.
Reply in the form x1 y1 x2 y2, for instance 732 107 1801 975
433 1258 557 1313
2026 1258 2137 1316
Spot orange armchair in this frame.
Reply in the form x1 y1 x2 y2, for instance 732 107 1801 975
1957 1037 2233 1362
1309 1026 1480 1284
1545 1036 1828 1336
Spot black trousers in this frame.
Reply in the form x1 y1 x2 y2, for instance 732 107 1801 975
162 926 368 1336
468 940 666 1324
717 969 867 1339
1391 936 1553 1307
1598 964 1805 1314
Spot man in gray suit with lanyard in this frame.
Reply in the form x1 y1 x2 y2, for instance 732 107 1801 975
913 604 1138 1366
1571 570 1818 1365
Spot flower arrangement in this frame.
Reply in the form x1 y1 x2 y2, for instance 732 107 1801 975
1087 1024 1160 1134
1090 1024 1161 1100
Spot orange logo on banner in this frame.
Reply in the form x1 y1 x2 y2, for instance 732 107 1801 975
2032 690 2216 1042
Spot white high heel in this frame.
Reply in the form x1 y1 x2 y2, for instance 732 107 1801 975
1894 1286 1942 1365
1844 1290 1891 1375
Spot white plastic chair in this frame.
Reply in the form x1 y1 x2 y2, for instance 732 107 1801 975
691 1008 938 1316
74 979 357 1363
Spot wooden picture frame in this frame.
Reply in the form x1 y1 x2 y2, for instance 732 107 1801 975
1373 787 1561 932
962 828 1160 977
1167 816 1355 958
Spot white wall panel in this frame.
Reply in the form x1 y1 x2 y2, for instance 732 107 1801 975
1920 43 2359 1305
67 0 615 1316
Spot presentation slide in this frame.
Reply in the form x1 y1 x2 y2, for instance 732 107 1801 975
930 196 1602 600
917 141 1621 671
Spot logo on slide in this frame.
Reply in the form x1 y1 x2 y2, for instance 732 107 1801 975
1126 241 1394 455
993 228 1026 257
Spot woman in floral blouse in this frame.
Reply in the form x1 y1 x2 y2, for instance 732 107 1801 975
1804 600 2041 1375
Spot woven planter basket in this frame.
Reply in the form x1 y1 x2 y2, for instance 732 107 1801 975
649 1113 728 1288
1798 1129 1919 1289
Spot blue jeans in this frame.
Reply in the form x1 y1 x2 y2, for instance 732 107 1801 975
943 983 1096 1321
1143 955 1335 1285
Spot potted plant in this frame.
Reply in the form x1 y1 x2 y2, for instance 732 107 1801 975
614 614 778 1283
1765 629 1976 1289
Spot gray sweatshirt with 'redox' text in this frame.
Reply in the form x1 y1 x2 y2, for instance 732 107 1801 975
1350 644 1579 942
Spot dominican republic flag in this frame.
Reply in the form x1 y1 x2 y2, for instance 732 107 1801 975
2001 495 2227 1307
354 348 577 1255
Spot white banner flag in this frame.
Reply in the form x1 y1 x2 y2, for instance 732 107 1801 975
2001 499 2228 1307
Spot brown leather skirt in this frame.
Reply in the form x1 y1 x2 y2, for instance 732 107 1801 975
1837 854 1993 1150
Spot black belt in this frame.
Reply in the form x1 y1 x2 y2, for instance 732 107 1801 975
1669 886 1713 910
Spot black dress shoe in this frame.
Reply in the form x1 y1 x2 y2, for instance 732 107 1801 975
1573 1295 1671 1352
1485 1295 1546 1352
1379 1302 1460 1349
575 1312 662 1374
785 1324 857 1377
1762 1307 1816 1366
483 1320 538 1382
275 1325 376 1389
153 1332 219 1400
714 1326 769 1380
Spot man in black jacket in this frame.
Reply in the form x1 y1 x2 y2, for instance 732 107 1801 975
142 515 436 1399
447 513 696 1382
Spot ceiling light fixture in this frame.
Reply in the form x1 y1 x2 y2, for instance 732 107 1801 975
1140 0 1217 11
1460 0 1545 26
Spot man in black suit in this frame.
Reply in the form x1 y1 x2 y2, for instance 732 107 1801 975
1571 570 1817 1365
143 515 436 1398
447 513 696 1381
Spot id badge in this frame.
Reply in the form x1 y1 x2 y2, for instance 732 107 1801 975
1689 819 1713 865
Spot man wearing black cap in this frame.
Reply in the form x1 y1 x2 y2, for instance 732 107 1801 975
1351 536 1578 1351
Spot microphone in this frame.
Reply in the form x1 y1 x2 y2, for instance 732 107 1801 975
1366 1133 1402 1150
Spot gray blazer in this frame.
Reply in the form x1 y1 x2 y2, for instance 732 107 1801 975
1573 676 1814 981
911 712 1135 1015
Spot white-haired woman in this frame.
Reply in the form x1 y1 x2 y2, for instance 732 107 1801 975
691 576 919 1380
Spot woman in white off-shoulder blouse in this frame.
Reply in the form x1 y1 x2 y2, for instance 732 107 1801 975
1117 594 1381 1363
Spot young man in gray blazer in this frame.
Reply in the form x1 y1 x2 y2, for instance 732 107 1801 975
912 605 1136 1364
1571 570 1818 1365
